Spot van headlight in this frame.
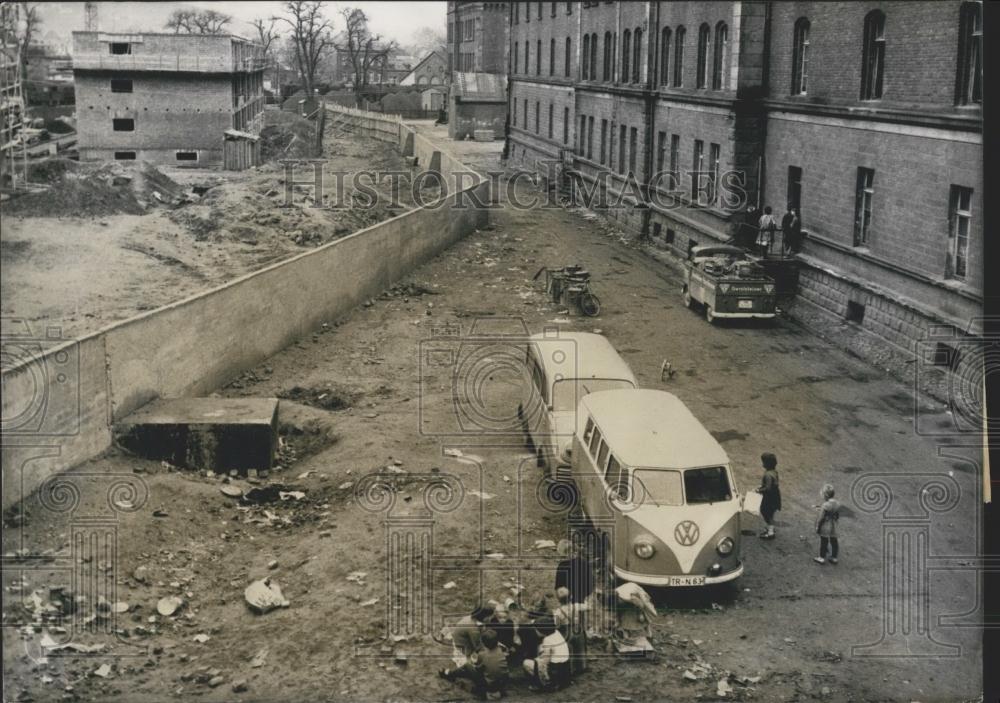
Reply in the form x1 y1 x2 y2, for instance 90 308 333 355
716 537 735 556
633 540 655 559
559 446 572 465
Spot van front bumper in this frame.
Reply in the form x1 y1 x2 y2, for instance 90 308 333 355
614 562 744 586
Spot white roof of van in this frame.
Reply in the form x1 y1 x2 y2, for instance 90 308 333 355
579 389 729 469
528 332 636 384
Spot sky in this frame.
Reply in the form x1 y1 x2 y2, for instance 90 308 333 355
35 1 447 51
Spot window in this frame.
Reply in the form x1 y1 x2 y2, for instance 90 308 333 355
551 1 556 17
537 1 542 20
669 134 680 188
110 78 133 93
628 127 637 174
712 22 728 89
665 228 676 244
603 31 614 81
860 10 885 100
565 38 571 77
536 39 542 74
621 30 631 83
684 467 732 504
600 119 608 165
550 38 556 76
696 23 710 88
583 417 595 443
633 469 682 506
514 43 519 74
948 186 973 280
523 99 528 127
587 116 594 160
956 2 982 104
853 168 875 246
597 440 609 469
112 118 134 131
692 139 704 201
512 95 517 126
535 101 540 133
787 166 802 216
525 2 529 22
673 26 685 86
708 142 720 205
632 28 642 83
846 300 866 324
524 41 530 73
563 107 569 143
590 33 598 80
567 2 572 14
514 5 518 24
548 103 553 138
113 151 136 160
618 124 626 173
176 151 197 161
580 115 587 154
606 456 628 501
583 34 591 79
109 42 131 55
791 18 810 95
659 28 671 86
656 131 666 172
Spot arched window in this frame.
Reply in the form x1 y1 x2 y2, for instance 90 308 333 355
860 10 885 100
673 26 685 87
791 18 810 95
550 38 556 76
632 28 643 83
956 2 982 104
712 22 728 89
536 39 542 75
696 23 710 88
583 34 591 79
659 27 671 86
590 33 598 80
603 31 614 81
621 29 631 84
565 37 571 77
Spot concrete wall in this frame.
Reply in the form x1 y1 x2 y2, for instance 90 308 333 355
1 106 488 510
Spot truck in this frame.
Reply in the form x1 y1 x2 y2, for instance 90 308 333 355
681 245 777 324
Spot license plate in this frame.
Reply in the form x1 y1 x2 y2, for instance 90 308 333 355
668 575 706 586
738 299 754 309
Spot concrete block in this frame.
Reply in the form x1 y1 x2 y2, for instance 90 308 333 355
114 397 278 473
473 129 496 142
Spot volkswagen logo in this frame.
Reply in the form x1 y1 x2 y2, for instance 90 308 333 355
674 520 700 546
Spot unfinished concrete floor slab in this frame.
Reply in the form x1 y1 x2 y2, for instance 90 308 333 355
114 397 278 473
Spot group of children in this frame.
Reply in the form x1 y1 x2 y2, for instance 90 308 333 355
756 452 842 564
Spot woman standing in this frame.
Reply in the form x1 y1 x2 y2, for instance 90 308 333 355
814 484 841 564
757 452 781 539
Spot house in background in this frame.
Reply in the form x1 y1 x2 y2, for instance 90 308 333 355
72 31 266 169
446 2 509 77
399 51 448 86
421 86 447 112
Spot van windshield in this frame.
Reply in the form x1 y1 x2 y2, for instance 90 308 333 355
632 469 683 506
552 378 635 412
683 467 732 504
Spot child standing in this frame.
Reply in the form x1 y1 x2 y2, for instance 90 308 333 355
814 484 841 564
757 452 781 539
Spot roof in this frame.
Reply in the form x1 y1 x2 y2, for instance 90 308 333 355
579 389 730 469
451 72 506 102
528 332 636 387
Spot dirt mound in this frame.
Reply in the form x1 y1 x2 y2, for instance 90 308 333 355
278 384 359 411
261 110 318 161
3 160 189 218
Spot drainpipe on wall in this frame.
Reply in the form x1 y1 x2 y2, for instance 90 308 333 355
757 0 773 212
639 0 659 241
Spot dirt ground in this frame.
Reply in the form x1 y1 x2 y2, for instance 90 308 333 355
1 125 983 703
1 110 435 338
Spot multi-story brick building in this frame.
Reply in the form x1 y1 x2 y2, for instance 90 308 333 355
507 1 983 374
447 2 510 75
72 31 265 168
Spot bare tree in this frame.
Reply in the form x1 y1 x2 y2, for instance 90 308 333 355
250 17 280 59
164 7 231 35
18 2 41 81
337 7 397 107
274 1 335 98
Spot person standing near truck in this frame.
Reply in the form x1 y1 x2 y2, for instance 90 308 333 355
757 452 781 539
757 207 778 257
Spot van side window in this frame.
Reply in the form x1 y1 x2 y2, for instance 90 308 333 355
589 428 602 456
606 455 628 500
597 440 610 470
583 417 594 443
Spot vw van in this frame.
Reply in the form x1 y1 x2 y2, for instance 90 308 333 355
519 332 638 477
571 389 743 586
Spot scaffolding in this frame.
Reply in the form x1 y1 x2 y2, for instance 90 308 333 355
1 2 28 191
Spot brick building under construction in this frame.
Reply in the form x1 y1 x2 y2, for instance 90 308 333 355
72 31 265 169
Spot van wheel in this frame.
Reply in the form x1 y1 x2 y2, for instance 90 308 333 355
682 287 692 308
705 305 716 324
